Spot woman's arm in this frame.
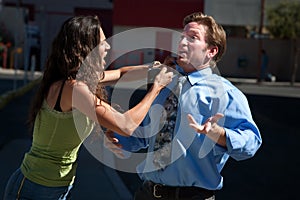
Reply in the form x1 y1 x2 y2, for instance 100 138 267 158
101 62 161 84
101 64 148 83
72 67 173 137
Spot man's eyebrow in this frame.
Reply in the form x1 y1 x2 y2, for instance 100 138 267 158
186 28 199 33
187 29 201 37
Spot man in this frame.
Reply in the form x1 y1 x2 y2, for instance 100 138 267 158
106 12 262 200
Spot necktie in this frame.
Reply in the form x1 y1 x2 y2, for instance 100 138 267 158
153 75 187 170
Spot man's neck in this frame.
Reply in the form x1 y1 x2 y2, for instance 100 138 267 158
181 64 210 73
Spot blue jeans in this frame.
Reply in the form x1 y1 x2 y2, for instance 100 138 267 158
3 168 73 200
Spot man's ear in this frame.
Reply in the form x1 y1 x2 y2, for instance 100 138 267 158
208 46 218 58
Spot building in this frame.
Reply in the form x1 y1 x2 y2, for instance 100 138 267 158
1 0 299 81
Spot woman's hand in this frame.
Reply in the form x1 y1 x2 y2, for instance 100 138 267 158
153 66 173 91
150 61 162 69
163 55 177 69
104 129 125 158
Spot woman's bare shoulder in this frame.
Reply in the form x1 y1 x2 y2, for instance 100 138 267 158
65 80 95 101
65 79 88 88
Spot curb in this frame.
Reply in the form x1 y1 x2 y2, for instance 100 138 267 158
0 78 41 110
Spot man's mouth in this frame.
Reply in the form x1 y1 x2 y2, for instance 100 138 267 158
178 51 188 58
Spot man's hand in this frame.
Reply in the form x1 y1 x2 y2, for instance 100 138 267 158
187 113 227 147
187 113 224 134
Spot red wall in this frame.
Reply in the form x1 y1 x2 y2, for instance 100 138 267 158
113 0 204 29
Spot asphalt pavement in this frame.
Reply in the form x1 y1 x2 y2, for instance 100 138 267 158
0 69 133 200
1 68 300 199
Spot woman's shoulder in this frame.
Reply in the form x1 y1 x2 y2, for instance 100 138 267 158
65 80 95 103
65 79 90 92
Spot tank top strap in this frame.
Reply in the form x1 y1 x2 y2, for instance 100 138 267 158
54 80 66 112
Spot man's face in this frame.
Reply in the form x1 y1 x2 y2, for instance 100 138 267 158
177 22 211 72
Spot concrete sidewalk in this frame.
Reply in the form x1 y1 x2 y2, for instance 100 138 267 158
227 77 300 98
0 67 42 80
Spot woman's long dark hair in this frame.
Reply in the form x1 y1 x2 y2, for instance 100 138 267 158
28 15 107 129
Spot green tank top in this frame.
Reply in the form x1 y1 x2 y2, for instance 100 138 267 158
21 100 95 187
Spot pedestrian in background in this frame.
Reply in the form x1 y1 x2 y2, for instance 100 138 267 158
260 49 269 81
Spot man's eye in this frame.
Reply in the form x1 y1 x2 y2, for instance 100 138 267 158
180 34 197 42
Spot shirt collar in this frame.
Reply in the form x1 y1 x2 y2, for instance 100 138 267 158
175 65 213 86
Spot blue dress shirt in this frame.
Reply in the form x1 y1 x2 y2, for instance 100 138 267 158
115 66 262 190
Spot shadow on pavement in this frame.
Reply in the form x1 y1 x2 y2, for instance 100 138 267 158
113 92 300 200
1 80 300 199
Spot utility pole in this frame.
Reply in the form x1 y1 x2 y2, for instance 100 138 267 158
257 0 265 83
258 0 265 35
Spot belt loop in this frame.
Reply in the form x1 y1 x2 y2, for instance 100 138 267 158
175 187 180 199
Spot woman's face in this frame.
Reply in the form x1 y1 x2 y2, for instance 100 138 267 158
99 28 110 69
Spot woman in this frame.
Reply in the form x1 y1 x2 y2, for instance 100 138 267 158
3 15 172 200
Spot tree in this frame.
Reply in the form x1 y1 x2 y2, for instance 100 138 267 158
266 0 300 85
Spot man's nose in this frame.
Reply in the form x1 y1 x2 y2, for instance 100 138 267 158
179 36 188 46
